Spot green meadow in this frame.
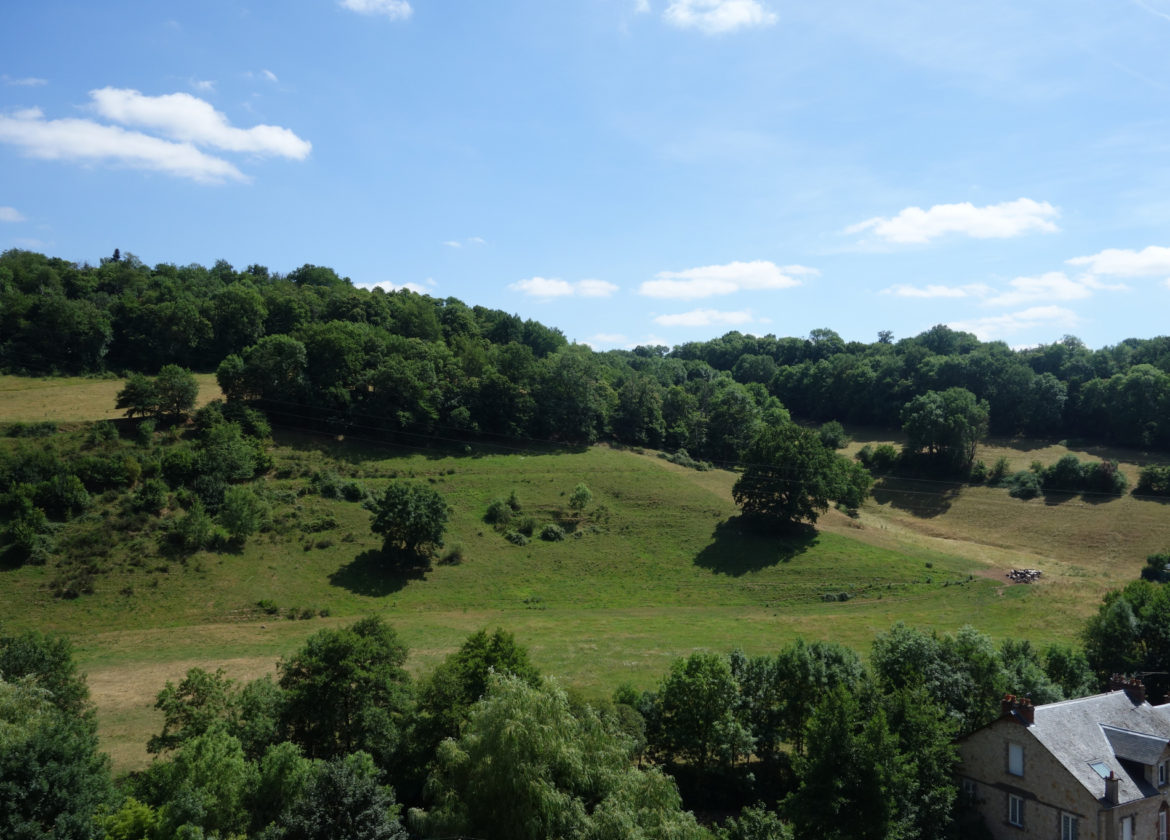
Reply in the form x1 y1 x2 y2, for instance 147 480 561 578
3 380 1169 771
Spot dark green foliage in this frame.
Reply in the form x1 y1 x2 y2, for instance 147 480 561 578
1006 470 1042 499
170 498 217 552
569 481 593 511
148 667 237 754
1041 643 1096 699
539 523 566 541
0 630 93 717
279 616 412 765
132 477 169 514
1141 551 1170 583
151 724 255 839
368 482 448 556
217 485 268 541
504 530 529 545
483 497 513 527
1039 454 1127 496
854 443 900 474
0 676 113 840
659 448 712 471
1136 464 1170 496
817 420 849 449
277 751 407 840
646 651 753 773
719 804 791 840
734 424 872 529
900 387 989 474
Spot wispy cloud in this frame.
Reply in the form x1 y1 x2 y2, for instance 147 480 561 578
1066 245 1170 277
0 107 247 184
639 260 806 299
444 236 487 249
985 272 1126 307
90 87 311 159
511 277 619 299
949 306 1080 340
339 0 412 20
663 0 776 34
0 206 26 223
585 332 630 349
2 75 48 87
848 198 1060 244
882 283 992 299
653 308 755 327
191 79 215 93
261 69 279 83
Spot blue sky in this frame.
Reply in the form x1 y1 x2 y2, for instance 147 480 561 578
3 0 1170 351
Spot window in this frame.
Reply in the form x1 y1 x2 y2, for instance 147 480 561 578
1160 760 1167 786
1062 814 1079 840
1122 816 1134 840
961 778 976 798
1008 742 1024 776
1090 760 1111 779
1160 809 1167 840
1008 794 1024 827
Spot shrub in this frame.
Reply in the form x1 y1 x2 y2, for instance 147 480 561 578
309 470 342 499
660 449 712 471
539 523 566 542
171 499 215 552
1083 460 1127 495
507 489 522 511
133 478 169 514
569 483 592 512
515 515 537 537
85 421 119 447
1141 552 1170 583
504 530 529 546
988 456 1012 485
218 486 269 541
1006 470 1042 499
1136 465 1170 497
257 599 279 614
1042 455 1086 492
857 443 899 474
969 460 988 484
136 418 156 446
818 420 850 449
484 498 514 527
440 542 465 564
6 421 57 438
340 481 367 502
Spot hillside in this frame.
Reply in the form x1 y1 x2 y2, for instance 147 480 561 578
3 381 1169 771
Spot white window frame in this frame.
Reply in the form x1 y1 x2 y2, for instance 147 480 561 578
1008 742 1024 776
1008 794 1024 828
1062 813 1079 840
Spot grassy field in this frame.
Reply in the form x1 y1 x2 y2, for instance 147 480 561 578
3 389 1169 772
0 373 222 422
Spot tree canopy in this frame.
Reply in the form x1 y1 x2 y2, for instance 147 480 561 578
732 424 872 529
368 482 448 558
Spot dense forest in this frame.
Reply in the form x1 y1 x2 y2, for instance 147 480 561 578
3 248 1170 459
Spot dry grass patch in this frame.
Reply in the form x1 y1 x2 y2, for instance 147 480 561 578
0 373 221 423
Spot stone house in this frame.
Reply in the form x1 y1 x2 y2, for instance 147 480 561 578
957 678 1170 839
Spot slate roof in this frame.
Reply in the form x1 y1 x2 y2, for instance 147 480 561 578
1026 691 1170 805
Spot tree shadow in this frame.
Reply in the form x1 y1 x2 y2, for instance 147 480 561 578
272 427 589 466
328 548 430 597
871 477 960 518
1041 489 1078 506
694 516 818 576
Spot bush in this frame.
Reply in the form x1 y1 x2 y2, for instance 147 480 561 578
969 460 988 484
171 499 215 552
1136 465 1170 497
133 478 169 514
309 470 342 499
1083 460 1127 495
136 418 156 446
504 530 529 546
515 515 537 537
856 443 899 474
257 599 280 614
6 421 58 438
988 455 1012 485
85 421 119 447
1006 470 1042 499
340 481 367 502
484 498 514 527
218 486 269 541
818 420 850 449
440 543 465 564
1041 455 1085 492
1140 552 1170 583
660 449 712 471
539 523 566 542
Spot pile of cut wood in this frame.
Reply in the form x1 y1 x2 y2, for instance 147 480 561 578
1006 568 1042 583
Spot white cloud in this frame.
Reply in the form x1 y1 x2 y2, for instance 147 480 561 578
510 277 618 299
663 0 776 34
984 271 1127 307
261 69 279 83
90 87 311 159
653 308 755 327
467 236 486 245
444 236 487 248
0 206 26 223
634 0 651 11
639 259 802 299
443 240 462 249
191 79 215 93
2 76 48 87
882 283 992 299
339 0 412 20
585 333 629 349
1066 245 1170 277
949 306 1080 340
847 198 1060 244
0 108 246 183
578 278 620 298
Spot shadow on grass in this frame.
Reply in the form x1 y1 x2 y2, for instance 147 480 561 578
694 516 818 576
328 548 430 597
272 426 589 465
872 477 961 518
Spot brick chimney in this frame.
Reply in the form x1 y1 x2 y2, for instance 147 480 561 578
1109 675 1147 704
999 693 1035 725
1105 771 1120 806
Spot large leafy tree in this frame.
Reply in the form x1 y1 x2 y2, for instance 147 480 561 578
732 424 872 529
277 751 408 840
279 616 412 766
415 674 705 840
368 482 448 557
900 387 989 473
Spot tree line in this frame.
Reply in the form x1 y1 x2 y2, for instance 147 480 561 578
1 615 1105 840
4 249 1170 458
